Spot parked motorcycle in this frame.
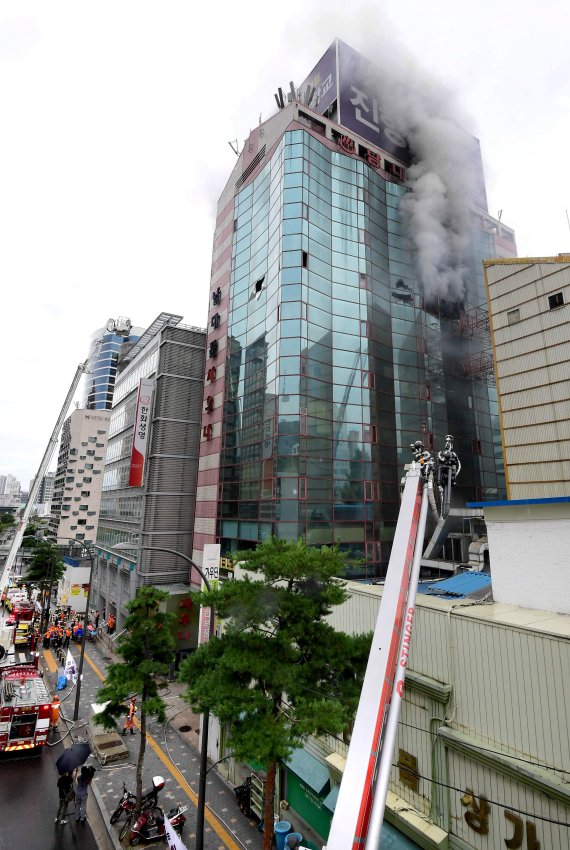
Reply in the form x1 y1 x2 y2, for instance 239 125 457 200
128 804 188 846
110 776 165 824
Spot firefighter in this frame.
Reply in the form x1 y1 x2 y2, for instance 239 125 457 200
50 695 61 733
63 627 71 649
107 613 116 635
121 696 137 735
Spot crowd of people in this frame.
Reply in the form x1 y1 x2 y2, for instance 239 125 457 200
42 607 97 650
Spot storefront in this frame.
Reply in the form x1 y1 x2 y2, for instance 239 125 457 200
285 748 421 849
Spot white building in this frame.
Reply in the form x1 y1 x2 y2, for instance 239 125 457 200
58 557 91 614
484 255 570 499
0 474 21 508
50 409 110 546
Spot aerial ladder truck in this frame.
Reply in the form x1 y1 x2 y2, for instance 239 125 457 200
325 436 460 850
0 318 133 596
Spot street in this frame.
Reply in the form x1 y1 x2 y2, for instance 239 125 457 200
0 741 100 850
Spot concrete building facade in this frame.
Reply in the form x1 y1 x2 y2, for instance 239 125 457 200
485 256 570 498
0 475 21 508
93 313 206 629
49 408 110 546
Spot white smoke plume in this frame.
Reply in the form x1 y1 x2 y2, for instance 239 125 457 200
349 38 481 300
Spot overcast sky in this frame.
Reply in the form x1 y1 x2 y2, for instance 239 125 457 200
1 0 569 489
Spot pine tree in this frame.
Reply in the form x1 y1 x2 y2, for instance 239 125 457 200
179 538 371 850
94 586 175 810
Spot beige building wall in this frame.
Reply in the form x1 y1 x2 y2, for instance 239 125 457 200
484 256 570 498
51 409 110 546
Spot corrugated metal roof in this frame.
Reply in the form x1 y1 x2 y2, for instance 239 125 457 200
421 573 492 599
468 496 570 507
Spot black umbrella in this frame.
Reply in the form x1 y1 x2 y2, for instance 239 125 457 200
55 742 92 775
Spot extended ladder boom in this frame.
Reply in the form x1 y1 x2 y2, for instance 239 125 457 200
325 445 438 850
326 438 460 850
0 361 88 590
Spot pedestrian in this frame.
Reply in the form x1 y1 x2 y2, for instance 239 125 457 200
107 613 115 635
94 610 100 629
122 696 137 736
55 770 74 825
75 765 95 822
50 695 61 733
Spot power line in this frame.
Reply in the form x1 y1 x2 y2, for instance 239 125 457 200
394 766 570 829
278 698 570 829
397 719 570 777
285 687 570 777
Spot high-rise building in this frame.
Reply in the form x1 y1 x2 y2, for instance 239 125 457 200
93 313 206 629
82 318 144 410
193 39 516 578
29 472 56 505
484 255 570 499
0 474 21 509
49 409 111 545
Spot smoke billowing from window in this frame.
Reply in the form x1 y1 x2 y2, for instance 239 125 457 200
351 40 481 300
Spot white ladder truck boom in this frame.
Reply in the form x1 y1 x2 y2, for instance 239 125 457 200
0 360 89 592
1 319 133 593
325 438 459 850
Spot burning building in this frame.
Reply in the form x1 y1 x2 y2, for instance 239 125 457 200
193 39 517 577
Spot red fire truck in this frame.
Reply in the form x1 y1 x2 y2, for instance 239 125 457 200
0 660 51 753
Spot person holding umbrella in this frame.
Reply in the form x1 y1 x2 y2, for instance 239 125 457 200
75 765 95 823
55 770 74 825
55 741 92 775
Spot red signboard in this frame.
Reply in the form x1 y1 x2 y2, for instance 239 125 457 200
128 379 154 487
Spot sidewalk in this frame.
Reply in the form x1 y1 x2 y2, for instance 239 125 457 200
48 633 269 850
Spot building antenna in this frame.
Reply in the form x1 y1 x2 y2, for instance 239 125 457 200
566 208 570 231
228 140 240 156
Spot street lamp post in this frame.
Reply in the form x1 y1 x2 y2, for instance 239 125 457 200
21 534 94 720
112 542 214 850
45 536 95 721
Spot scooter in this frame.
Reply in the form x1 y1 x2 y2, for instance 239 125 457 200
110 776 165 825
128 804 187 846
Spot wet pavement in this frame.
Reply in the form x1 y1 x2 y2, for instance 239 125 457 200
0 738 102 850
39 635 272 850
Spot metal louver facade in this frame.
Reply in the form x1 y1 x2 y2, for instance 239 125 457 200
94 315 206 623
138 326 206 584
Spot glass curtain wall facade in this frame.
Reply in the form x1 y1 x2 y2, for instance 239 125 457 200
218 128 504 576
83 325 143 410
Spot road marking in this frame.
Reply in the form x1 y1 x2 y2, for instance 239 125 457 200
83 648 241 850
42 648 58 672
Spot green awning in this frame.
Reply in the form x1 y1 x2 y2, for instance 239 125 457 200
322 784 338 813
323 785 419 848
285 749 330 795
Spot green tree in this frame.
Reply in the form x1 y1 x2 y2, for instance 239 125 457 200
179 538 371 850
25 541 65 629
0 512 15 525
94 587 175 810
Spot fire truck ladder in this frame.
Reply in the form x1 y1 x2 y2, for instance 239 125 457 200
325 438 459 850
